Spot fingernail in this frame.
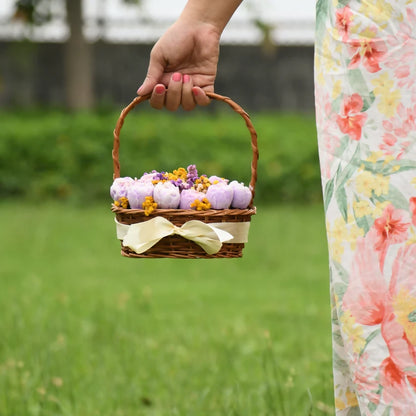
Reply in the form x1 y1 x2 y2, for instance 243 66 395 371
172 72 182 82
155 85 165 94
183 74 190 83
137 85 144 95
192 87 199 96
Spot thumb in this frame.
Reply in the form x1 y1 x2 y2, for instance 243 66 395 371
137 57 166 96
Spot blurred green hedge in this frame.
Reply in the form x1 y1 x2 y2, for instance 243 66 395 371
0 107 321 204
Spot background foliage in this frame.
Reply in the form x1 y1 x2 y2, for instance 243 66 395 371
0 108 320 204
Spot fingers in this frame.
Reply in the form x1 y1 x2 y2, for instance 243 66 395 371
191 87 211 107
149 84 166 110
148 73 210 111
181 75 196 111
165 72 183 111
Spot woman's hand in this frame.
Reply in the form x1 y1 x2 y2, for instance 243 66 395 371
137 20 221 111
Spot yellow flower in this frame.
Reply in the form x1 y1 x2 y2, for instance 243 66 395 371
366 151 384 163
359 0 394 26
353 199 372 218
346 389 359 407
355 171 377 197
114 197 129 209
340 311 366 353
173 167 187 180
383 155 395 164
378 89 401 117
393 288 416 345
373 200 391 217
373 174 390 196
190 198 211 211
329 217 348 244
335 397 346 410
142 196 157 216
194 176 211 192
348 224 365 250
332 80 343 100
349 22 361 36
407 230 416 245
330 241 345 262
371 72 394 96
322 36 338 72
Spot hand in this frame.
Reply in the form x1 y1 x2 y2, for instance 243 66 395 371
137 20 221 111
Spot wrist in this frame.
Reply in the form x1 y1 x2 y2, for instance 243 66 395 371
179 0 242 33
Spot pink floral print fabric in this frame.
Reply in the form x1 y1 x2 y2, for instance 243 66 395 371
315 0 416 414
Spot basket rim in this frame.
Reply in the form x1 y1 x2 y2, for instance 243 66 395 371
111 203 256 217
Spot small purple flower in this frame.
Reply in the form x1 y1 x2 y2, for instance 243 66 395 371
229 180 252 209
153 171 167 182
127 180 154 209
179 189 205 209
187 164 198 182
153 181 180 209
170 178 190 191
206 183 233 209
110 177 134 200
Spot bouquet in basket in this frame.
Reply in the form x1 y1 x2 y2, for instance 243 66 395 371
110 164 253 214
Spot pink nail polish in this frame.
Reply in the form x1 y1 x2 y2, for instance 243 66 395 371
172 73 182 82
183 75 190 83
192 87 199 96
155 85 165 94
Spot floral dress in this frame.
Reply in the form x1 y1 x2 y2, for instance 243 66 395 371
315 0 416 414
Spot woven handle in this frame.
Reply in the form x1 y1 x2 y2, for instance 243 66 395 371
112 92 259 199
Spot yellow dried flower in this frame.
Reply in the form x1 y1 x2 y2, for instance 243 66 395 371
142 196 158 216
120 197 129 208
194 176 211 191
114 197 129 209
190 198 211 211
173 167 187 180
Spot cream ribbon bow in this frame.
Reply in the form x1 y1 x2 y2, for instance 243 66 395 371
115 217 250 255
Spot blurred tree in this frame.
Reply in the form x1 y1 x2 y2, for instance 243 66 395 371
13 0 141 109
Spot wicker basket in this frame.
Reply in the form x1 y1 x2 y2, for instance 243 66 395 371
111 92 259 259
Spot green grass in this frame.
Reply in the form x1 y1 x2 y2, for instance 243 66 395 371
0 202 333 416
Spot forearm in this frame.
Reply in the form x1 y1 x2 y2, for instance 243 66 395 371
179 0 243 33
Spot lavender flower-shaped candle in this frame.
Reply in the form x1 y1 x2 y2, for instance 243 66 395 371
127 180 154 209
139 171 159 183
208 175 228 185
153 181 180 209
206 183 233 209
179 189 206 209
229 180 252 209
110 177 134 201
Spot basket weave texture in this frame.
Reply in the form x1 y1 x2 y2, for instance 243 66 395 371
111 92 259 259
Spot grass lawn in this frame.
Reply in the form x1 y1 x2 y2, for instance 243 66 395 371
0 202 333 416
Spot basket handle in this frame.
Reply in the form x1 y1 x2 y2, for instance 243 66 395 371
112 92 259 199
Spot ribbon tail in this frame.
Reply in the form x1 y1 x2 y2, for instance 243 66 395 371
179 221 234 255
188 236 223 255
